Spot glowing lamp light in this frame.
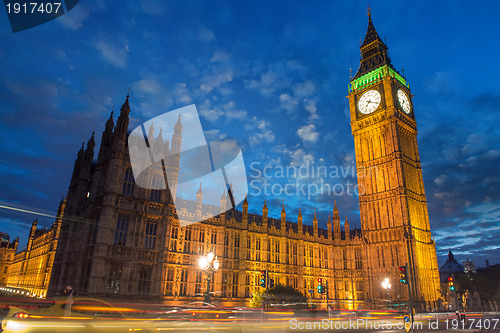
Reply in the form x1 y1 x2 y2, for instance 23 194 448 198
199 257 209 270
382 278 391 290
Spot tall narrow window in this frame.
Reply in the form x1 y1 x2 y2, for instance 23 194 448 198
114 215 129 246
149 175 163 202
179 269 188 296
122 168 135 196
138 266 152 295
144 219 158 249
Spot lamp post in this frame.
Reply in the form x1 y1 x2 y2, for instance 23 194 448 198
382 278 392 309
199 252 219 305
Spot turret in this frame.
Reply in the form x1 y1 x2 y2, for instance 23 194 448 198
84 132 95 164
220 189 227 223
242 196 248 224
297 208 303 234
262 200 268 225
115 94 130 135
313 211 318 236
327 216 332 238
344 217 350 240
171 114 182 154
56 197 66 218
97 111 114 162
281 204 286 231
220 189 227 213
27 219 37 251
148 122 155 142
196 183 203 220
333 201 341 240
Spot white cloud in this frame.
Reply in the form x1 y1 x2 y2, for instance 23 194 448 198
297 124 319 143
92 38 129 68
293 80 315 98
174 83 192 104
133 79 162 95
246 69 290 97
198 26 215 42
200 69 234 93
57 5 89 30
247 117 275 146
304 98 319 121
199 100 223 122
280 93 298 111
141 0 165 16
290 148 314 166
204 129 227 141
211 50 231 62
223 101 247 119
249 130 275 146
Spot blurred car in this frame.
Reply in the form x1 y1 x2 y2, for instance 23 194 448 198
1 296 157 333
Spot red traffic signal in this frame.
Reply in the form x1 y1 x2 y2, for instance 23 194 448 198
318 278 322 283
398 265 408 284
448 276 455 291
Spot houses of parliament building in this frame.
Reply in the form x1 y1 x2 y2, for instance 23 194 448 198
2 14 440 309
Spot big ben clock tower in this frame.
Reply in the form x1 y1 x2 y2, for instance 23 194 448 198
348 12 440 308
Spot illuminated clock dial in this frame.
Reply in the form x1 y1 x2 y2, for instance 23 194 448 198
358 89 381 114
397 89 411 114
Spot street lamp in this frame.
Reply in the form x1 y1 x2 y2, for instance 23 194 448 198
199 252 219 304
382 278 392 309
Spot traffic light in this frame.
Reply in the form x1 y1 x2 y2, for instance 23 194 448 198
260 270 267 288
448 276 455 291
398 265 408 284
268 278 275 288
317 278 323 293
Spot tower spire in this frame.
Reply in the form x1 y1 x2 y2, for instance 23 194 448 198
353 11 394 79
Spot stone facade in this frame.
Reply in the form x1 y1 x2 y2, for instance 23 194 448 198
0 233 18 286
7 14 440 310
6 205 63 298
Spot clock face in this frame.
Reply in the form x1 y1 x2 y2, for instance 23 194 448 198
358 89 381 114
397 89 411 114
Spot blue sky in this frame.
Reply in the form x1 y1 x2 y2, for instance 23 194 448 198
0 1 499 267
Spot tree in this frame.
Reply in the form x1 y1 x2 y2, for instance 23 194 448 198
268 283 308 309
250 290 264 308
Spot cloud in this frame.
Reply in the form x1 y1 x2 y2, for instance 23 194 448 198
211 50 231 62
57 5 90 30
204 129 227 141
134 79 162 95
174 83 192 104
200 69 234 93
246 69 291 97
280 93 298 112
198 26 215 42
141 0 165 17
92 38 129 68
198 100 223 122
293 80 315 98
246 117 275 146
304 98 319 121
297 124 319 143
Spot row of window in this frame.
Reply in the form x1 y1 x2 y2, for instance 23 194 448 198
114 215 362 271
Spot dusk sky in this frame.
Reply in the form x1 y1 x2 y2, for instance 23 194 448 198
0 1 499 267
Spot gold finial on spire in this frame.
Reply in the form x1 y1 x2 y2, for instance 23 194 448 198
367 5 371 17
